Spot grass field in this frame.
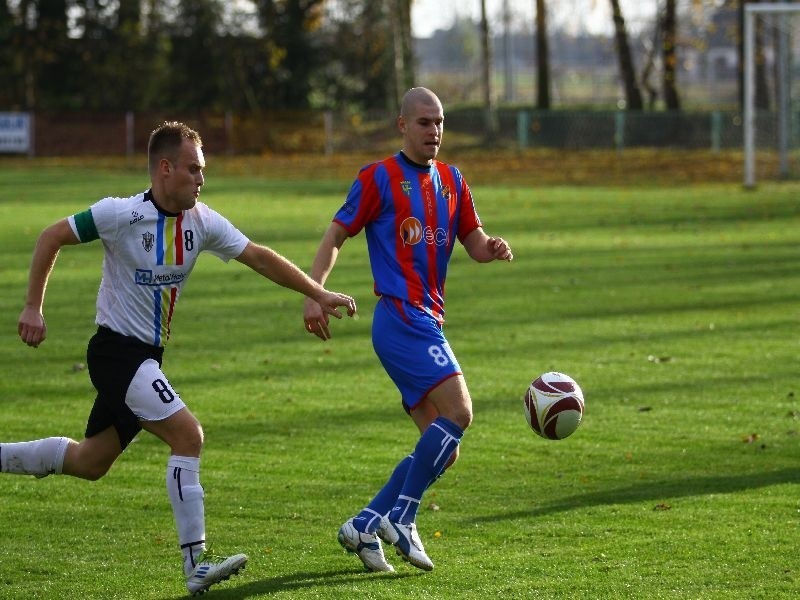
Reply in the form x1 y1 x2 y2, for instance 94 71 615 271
0 156 798 599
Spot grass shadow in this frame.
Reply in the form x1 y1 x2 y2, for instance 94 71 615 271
470 467 800 523
158 567 420 600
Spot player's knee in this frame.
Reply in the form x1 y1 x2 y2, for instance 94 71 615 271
452 406 473 431
179 422 204 456
445 445 460 469
71 454 114 481
81 463 111 481
158 411 205 457
63 439 116 480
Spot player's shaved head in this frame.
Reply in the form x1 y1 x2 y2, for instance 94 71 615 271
400 87 443 118
397 87 444 165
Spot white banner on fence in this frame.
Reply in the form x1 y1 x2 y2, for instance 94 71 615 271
0 112 32 154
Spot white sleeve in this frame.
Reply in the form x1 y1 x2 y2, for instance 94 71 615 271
197 204 250 261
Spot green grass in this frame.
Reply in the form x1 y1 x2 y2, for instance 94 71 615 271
0 161 799 599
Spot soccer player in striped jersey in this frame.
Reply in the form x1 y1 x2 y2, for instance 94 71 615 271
6 121 357 595
303 88 513 572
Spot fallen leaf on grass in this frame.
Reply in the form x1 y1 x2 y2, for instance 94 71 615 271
647 355 673 364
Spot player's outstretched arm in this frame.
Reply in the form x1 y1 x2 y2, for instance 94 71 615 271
18 219 80 348
302 223 350 341
462 227 514 263
236 241 356 339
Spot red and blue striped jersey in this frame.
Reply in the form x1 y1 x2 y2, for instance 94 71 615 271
334 152 482 323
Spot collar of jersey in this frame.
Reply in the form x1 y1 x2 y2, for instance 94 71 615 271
144 189 183 217
398 151 434 171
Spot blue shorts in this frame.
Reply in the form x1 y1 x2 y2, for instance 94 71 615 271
372 297 462 410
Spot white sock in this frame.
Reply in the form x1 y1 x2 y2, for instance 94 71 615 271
166 455 206 577
0 437 69 477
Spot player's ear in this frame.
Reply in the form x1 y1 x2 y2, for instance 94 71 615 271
397 115 406 134
160 158 172 175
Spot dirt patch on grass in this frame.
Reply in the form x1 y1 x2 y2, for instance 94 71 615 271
0 148 778 187
210 148 752 187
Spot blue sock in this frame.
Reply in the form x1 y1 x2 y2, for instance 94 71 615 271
390 417 463 525
353 455 413 533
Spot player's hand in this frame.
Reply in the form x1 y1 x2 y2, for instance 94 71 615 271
18 306 47 348
303 293 356 341
488 237 513 262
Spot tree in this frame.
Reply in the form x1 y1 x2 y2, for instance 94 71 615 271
391 0 415 110
255 0 326 108
0 0 18 108
609 0 643 110
437 17 480 68
479 0 498 138
535 0 551 110
29 0 73 109
662 0 680 110
736 0 770 111
638 10 661 110
316 0 394 111
501 0 513 102
166 0 226 110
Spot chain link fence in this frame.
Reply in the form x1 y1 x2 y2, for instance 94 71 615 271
3 107 797 184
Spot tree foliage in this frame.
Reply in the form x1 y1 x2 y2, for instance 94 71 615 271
0 1 756 115
0 0 397 112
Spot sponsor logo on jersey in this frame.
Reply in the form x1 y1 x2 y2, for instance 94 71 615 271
142 231 154 252
400 216 448 247
130 210 144 225
135 269 187 286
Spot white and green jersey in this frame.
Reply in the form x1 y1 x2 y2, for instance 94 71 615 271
68 190 249 347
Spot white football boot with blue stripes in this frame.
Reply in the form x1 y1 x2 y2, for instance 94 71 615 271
185 551 247 595
378 516 434 571
338 517 395 572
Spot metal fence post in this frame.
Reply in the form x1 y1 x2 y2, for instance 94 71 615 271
125 111 134 157
225 110 234 155
711 111 721 153
324 110 334 156
614 111 625 153
28 112 35 158
517 110 530 149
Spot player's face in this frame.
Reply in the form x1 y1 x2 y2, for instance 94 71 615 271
399 100 444 165
163 140 205 212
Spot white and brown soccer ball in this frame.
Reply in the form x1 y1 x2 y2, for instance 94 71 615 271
524 372 584 440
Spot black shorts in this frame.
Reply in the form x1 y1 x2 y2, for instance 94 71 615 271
85 326 165 449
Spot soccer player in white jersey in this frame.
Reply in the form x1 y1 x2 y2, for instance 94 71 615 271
6 121 357 596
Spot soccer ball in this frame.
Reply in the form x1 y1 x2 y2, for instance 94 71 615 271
524 372 584 440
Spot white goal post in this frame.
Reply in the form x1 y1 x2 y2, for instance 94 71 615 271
743 2 800 187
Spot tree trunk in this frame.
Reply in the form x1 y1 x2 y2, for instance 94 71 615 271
479 0 498 139
535 0 551 109
391 0 415 111
399 0 415 90
609 0 643 110
662 0 680 110
502 0 513 102
738 0 771 111
753 1 770 110
639 14 660 110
